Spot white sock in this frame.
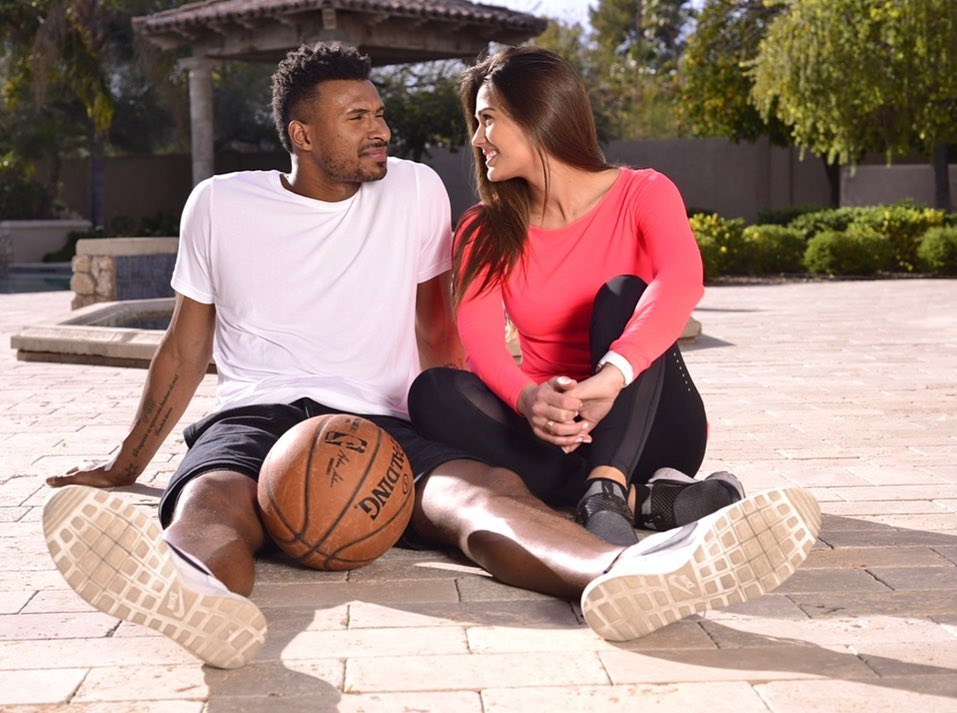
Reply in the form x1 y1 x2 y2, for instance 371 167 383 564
165 540 233 595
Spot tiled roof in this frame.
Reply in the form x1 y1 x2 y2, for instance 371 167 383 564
134 0 547 35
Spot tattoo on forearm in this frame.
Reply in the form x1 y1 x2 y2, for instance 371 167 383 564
132 375 180 458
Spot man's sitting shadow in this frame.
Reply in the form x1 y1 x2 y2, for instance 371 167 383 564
200 542 576 709
609 512 957 699
195 511 956 707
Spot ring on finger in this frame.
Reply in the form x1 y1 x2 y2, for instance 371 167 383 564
545 419 555 434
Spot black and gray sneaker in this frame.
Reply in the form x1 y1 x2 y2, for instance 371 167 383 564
637 468 745 531
575 478 639 546
582 486 821 641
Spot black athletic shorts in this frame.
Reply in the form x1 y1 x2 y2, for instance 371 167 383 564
159 397 475 548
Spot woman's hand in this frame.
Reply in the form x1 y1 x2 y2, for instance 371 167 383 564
564 363 626 429
517 377 591 450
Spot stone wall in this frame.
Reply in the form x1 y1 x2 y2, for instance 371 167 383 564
71 237 178 309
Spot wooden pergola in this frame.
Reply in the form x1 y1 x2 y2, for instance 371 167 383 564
133 0 547 184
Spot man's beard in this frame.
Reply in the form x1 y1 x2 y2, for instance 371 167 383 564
322 143 389 183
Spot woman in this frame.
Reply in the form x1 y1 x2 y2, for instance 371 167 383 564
409 46 743 546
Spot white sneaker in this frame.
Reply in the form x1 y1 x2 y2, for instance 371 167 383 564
43 485 267 669
581 486 821 641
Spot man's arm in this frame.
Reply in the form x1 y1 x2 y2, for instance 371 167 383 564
415 271 466 371
47 294 216 488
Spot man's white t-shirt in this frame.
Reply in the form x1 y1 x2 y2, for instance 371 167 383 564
171 158 452 419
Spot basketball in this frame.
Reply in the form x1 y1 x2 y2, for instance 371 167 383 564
257 414 415 571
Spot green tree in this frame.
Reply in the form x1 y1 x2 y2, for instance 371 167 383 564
587 0 694 139
531 18 613 141
0 0 185 224
531 16 591 74
681 0 845 206
2 0 121 227
213 62 281 153
107 5 187 156
591 0 692 70
373 61 468 162
590 0 641 54
523 5 695 140
681 0 787 144
752 0 957 210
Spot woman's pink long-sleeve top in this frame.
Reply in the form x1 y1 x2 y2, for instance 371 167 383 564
455 168 704 412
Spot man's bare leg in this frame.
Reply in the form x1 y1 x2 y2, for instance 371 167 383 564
413 459 822 642
165 471 266 596
42 479 267 668
413 460 622 599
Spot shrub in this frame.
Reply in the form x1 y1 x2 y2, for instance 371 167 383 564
803 227 894 276
850 202 944 272
917 226 957 275
689 212 747 279
40 214 181 262
109 213 180 237
788 206 864 240
0 166 53 220
755 205 827 227
741 224 806 274
43 228 105 263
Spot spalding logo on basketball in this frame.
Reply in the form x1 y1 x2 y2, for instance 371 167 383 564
257 414 415 570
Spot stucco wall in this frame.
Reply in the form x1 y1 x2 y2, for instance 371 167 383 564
58 140 949 229
841 164 957 207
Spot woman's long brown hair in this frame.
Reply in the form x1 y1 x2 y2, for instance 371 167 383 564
453 46 613 308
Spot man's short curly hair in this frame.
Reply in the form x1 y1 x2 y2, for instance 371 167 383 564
271 42 372 153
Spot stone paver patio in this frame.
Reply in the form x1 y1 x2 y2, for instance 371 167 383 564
1 278 956 712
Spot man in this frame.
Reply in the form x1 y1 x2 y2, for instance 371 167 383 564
43 42 821 669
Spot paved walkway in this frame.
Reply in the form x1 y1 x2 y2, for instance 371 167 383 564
1 279 956 712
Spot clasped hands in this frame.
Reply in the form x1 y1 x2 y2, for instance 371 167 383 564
517 364 626 453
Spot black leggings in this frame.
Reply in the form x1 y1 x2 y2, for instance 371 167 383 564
409 275 708 507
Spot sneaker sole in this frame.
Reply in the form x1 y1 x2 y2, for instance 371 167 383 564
581 487 821 642
43 485 267 669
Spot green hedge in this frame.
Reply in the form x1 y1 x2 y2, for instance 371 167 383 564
788 207 863 240
741 225 805 274
689 202 956 280
847 203 944 272
688 212 746 278
691 215 807 277
755 205 827 227
803 227 894 276
917 226 957 275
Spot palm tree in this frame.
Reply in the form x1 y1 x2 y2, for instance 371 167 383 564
1 0 117 227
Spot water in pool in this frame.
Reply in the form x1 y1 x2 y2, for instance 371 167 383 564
0 264 71 293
